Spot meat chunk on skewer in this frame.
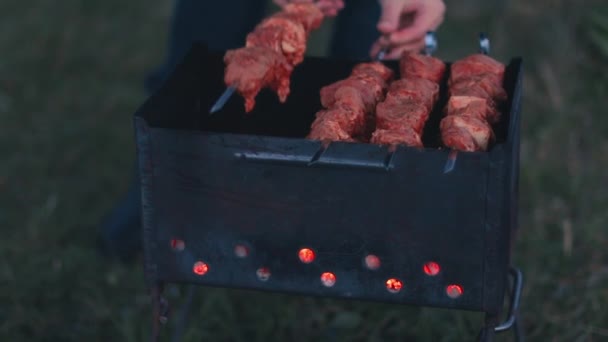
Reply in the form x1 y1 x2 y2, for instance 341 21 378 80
223 3 325 112
440 54 506 152
400 52 446 83
246 16 307 65
224 47 293 112
449 54 505 85
370 127 423 148
308 62 393 143
387 78 439 111
369 52 445 149
440 115 494 151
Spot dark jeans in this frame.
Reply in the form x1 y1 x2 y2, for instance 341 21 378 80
100 0 381 260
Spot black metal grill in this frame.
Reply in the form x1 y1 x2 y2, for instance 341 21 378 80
135 43 524 341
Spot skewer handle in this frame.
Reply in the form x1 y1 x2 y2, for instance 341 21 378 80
424 31 438 56
479 32 490 55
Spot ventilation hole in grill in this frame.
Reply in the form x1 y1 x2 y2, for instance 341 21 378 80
364 255 381 270
423 262 441 276
234 244 249 258
170 239 185 252
320 272 336 287
386 278 403 293
256 267 271 281
193 261 209 276
298 248 315 264
446 285 463 299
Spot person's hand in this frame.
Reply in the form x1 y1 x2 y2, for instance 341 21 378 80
273 0 345 17
370 0 446 59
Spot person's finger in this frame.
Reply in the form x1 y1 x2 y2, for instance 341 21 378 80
389 3 445 44
383 38 426 59
377 0 405 34
369 36 392 59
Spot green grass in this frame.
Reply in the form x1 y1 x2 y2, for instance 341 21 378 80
1 0 607 341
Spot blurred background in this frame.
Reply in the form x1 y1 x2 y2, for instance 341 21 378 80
1 0 607 341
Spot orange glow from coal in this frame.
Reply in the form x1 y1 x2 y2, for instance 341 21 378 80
193 261 208 276
386 278 403 293
320 272 336 287
170 239 185 251
298 248 315 264
365 255 381 270
423 262 441 276
446 285 463 298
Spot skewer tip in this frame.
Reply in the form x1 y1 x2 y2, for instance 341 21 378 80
209 86 237 115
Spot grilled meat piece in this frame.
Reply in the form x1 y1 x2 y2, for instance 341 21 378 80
450 54 505 85
308 119 355 143
376 101 429 133
449 74 507 104
388 78 439 111
224 3 325 112
440 115 494 151
224 47 293 112
371 127 423 148
445 96 500 124
400 52 446 83
247 15 307 65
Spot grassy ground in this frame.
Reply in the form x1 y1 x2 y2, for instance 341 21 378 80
1 0 607 341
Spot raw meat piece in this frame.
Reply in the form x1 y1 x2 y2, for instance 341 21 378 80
388 78 439 111
313 106 367 136
371 127 423 147
450 54 505 85
400 52 446 84
308 120 355 142
445 96 500 124
352 62 395 82
449 73 507 103
247 16 307 65
440 115 493 151
320 74 386 113
224 47 293 112
376 102 429 132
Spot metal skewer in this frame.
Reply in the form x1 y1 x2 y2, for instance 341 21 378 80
444 32 489 174
209 85 236 114
424 31 438 56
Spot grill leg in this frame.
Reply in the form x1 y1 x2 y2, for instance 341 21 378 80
150 284 169 342
478 315 498 342
494 266 524 342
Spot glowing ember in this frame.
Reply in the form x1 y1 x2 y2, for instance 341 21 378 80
193 261 209 276
423 262 441 276
320 272 336 287
298 248 316 264
446 285 463 298
386 278 403 293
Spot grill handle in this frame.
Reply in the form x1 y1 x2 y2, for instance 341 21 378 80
234 149 395 171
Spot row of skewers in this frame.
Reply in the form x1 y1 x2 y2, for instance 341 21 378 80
211 3 508 154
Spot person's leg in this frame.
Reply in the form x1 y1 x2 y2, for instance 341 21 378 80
99 0 267 262
328 0 382 60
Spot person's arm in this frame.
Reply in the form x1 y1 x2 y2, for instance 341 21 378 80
273 0 345 17
370 0 446 59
